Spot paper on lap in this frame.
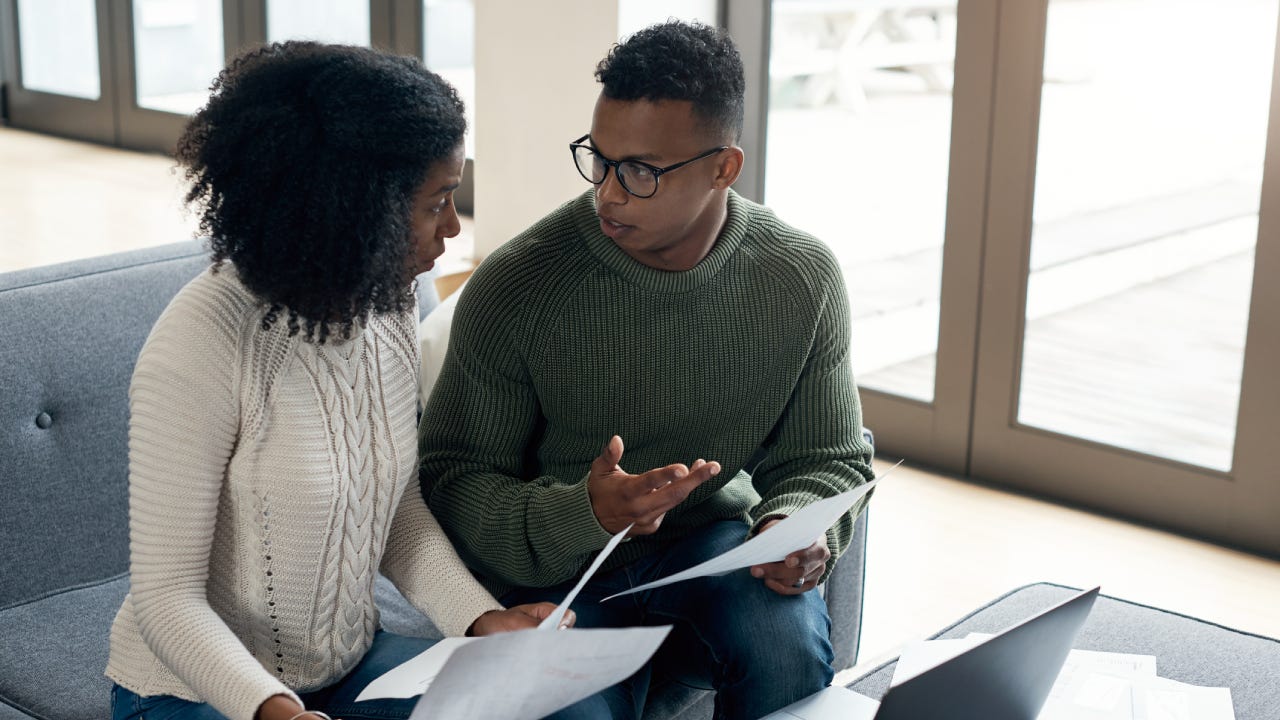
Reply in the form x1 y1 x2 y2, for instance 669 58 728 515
408 625 671 720
601 460 897 602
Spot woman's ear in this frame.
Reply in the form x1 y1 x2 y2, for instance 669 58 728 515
712 146 745 190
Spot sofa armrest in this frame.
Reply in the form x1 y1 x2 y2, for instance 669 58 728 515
825 509 869 671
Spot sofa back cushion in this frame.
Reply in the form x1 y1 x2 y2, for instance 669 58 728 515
0 243 210 608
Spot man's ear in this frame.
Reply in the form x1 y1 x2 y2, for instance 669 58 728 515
712 146 745 189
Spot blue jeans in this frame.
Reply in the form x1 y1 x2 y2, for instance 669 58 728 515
502 520 835 720
111 630 606 719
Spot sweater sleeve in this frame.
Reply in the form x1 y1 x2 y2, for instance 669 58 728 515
748 255 876 577
379 483 505 636
418 274 614 589
126 277 300 720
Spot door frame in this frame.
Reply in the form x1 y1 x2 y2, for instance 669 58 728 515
1 0 117 145
969 0 1280 556
729 0 1000 474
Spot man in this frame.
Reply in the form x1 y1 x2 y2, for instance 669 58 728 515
419 20 874 720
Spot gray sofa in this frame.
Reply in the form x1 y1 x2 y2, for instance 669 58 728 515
0 241 868 720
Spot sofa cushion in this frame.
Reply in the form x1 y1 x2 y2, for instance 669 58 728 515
373 575 445 640
0 244 209 609
0 575 128 719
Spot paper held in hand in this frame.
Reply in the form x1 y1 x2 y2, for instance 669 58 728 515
601 460 896 603
407 625 670 720
355 524 652 718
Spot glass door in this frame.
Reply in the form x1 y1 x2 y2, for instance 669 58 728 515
117 0 237 151
2 0 115 144
971 0 1280 555
1 0 238 152
730 0 998 471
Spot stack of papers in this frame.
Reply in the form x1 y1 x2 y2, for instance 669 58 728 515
892 633 1236 720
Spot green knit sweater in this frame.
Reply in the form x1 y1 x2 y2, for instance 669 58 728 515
419 189 874 595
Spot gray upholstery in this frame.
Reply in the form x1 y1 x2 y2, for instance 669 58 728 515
848 582 1280 720
0 244 210 609
0 576 128 719
0 242 867 720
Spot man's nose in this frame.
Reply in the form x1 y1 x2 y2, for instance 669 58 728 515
596 166 629 205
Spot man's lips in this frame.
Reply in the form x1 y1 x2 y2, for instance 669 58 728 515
599 214 632 229
598 215 635 240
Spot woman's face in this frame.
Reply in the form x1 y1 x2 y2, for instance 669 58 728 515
407 143 466 278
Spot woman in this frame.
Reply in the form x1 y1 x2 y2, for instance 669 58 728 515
105 42 584 720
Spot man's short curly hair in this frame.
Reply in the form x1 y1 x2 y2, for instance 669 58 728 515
177 41 465 342
595 20 745 143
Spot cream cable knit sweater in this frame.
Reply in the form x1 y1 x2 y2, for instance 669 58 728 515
104 266 503 720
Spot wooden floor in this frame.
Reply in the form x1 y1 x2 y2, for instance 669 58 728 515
840 457 1280 683
5 126 1278 686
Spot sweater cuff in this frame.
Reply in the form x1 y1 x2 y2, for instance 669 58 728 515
529 474 616 559
228 684 302 720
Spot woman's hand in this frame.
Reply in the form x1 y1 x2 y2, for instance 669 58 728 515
467 602 575 636
256 694 338 720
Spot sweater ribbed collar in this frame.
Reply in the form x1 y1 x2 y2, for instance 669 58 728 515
573 189 751 293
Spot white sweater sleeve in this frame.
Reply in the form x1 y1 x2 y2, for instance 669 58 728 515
126 277 300 720
380 485 505 637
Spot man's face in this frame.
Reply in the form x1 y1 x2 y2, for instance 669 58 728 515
407 143 465 279
587 95 736 269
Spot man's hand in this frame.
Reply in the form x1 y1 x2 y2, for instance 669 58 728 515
749 518 830 595
588 435 720 536
468 602 575 636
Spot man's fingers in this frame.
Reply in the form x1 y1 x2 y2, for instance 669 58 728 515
638 464 689 493
629 461 719 512
628 513 666 536
595 435 624 469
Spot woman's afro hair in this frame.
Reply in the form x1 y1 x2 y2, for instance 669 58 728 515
177 41 465 342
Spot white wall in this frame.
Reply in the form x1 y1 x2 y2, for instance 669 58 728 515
472 0 720 258
472 0 619 258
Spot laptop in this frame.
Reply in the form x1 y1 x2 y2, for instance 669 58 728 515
765 586 1101 720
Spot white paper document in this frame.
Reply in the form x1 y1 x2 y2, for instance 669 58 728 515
355 637 478 701
408 625 671 720
602 462 895 602
889 635 988 686
539 524 631 629
760 685 881 720
1132 676 1234 720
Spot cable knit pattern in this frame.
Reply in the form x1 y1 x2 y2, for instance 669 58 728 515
419 190 876 598
105 265 503 720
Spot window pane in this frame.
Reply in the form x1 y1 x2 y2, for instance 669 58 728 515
267 0 370 46
1017 0 1276 470
133 0 224 114
17 0 100 100
766 1 957 402
424 0 475 157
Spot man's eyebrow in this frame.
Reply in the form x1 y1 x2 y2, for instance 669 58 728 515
588 136 661 163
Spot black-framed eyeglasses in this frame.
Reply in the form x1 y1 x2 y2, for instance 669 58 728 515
569 134 728 199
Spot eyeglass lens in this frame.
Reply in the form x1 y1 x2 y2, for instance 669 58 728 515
573 146 659 197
